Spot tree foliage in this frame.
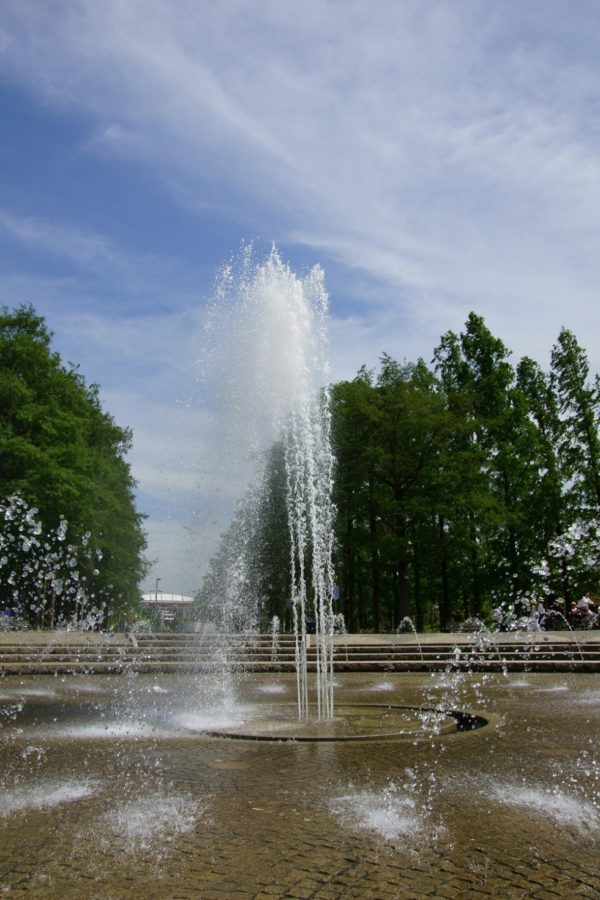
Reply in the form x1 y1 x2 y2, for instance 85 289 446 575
0 304 147 624
208 313 600 632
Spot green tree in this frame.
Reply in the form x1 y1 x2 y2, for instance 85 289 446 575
195 443 291 631
331 370 383 630
434 313 547 614
251 442 291 627
515 356 571 599
196 314 600 633
551 328 600 513
332 357 451 629
0 304 147 623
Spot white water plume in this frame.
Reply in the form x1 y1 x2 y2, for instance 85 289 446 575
203 246 330 451
198 246 336 719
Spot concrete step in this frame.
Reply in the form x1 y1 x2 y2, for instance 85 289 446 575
2 631 600 675
2 658 600 675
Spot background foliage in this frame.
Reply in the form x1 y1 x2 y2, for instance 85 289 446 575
199 312 600 632
0 305 147 625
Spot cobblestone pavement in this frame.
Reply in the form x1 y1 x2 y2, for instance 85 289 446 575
1 672 599 898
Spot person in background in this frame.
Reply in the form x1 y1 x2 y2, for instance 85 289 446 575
569 600 582 627
535 598 547 629
577 592 597 627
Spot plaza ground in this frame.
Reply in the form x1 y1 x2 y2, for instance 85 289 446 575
1 670 599 897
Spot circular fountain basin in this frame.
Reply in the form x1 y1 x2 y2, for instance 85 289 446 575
0 692 488 744
201 703 487 742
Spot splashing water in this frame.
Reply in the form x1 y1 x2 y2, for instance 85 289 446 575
199 247 336 720
486 779 600 832
332 772 441 843
103 791 204 856
0 494 111 630
1 778 100 817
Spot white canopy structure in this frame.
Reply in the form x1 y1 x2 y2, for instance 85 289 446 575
140 592 194 624
141 592 194 609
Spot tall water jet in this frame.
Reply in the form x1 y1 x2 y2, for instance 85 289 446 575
198 246 336 719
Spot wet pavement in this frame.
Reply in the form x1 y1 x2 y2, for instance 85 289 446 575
1 671 599 898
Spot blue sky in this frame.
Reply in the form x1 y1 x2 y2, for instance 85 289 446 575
2 1 600 594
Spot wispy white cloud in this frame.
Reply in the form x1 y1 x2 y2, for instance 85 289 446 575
3 3 599 359
0 210 116 268
0 209 203 314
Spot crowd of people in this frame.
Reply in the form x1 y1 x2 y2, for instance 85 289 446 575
536 593 598 630
492 593 599 631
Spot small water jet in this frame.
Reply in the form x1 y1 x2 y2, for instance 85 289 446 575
270 615 280 663
333 779 426 841
396 616 424 661
103 792 203 856
486 779 600 832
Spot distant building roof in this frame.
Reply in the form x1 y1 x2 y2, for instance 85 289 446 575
141 592 194 606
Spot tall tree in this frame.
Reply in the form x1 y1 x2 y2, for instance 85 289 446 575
332 357 450 629
0 304 147 623
515 356 571 596
197 315 600 633
434 313 546 610
551 328 600 513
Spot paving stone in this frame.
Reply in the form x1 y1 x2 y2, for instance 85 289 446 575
1 670 600 897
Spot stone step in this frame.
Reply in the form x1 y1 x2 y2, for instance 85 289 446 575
4 648 597 667
2 658 600 675
131 641 600 654
3 647 599 662
0 658 589 672
2 631 600 675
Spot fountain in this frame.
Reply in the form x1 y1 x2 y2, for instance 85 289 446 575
197 246 336 720
1 666 598 896
2 250 600 896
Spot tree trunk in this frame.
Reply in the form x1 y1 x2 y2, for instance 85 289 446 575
393 496 410 625
469 513 482 615
413 543 424 632
368 476 382 631
438 516 451 631
344 515 358 631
